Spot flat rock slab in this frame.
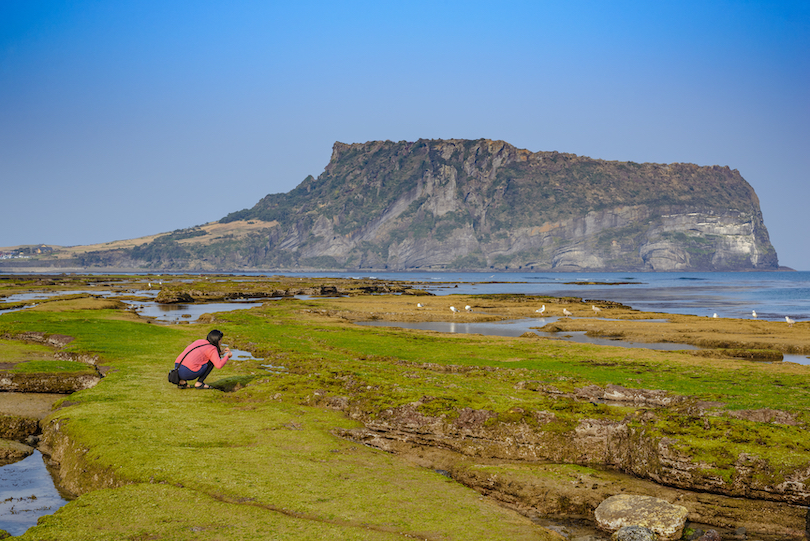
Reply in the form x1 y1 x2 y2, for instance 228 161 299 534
595 494 688 541
0 372 100 393
0 392 63 419
0 438 34 465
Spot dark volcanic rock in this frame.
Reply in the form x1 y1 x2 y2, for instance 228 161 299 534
155 290 195 304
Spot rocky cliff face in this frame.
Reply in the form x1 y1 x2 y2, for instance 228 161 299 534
79 139 779 271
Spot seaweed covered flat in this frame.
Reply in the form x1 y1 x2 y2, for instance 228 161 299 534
0 274 807 540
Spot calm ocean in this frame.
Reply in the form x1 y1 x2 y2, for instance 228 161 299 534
277 271 810 322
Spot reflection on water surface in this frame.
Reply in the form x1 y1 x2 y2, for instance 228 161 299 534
357 318 810 365
357 318 700 352
132 300 261 323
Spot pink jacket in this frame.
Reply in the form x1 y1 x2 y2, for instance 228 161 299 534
175 339 229 371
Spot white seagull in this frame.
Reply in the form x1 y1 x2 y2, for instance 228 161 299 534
752 310 757 318
465 305 472 312
417 303 424 308
786 316 795 327
592 305 602 314
536 305 546 315
450 306 459 314
562 308 572 318
712 313 718 318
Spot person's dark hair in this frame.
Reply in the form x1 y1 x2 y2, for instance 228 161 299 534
206 329 223 356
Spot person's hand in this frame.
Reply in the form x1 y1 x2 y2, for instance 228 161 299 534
224 347 232 357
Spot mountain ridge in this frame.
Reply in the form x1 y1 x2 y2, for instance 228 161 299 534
5 139 779 272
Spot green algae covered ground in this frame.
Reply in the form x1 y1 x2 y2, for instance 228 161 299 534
1 274 809 539
0 297 559 539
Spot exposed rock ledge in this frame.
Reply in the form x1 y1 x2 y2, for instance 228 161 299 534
334 429 807 539
332 397 810 506
35 408 808 539
34 391 810 540
0 372 101 393
302 376 810 540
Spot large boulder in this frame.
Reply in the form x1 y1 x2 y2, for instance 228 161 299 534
595 494 688 541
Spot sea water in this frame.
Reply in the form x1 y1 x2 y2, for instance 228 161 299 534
5 271 809 322
276 270 810 321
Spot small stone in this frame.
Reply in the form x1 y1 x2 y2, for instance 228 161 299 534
696 530 722 541
611 525 657 541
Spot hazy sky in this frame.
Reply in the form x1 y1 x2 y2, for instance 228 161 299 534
2 1 808 269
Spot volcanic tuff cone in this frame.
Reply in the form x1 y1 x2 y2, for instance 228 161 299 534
73 139 778 271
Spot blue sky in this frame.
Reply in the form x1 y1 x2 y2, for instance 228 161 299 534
2 1 808 268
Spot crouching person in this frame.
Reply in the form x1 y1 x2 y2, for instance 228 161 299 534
175 329 232 389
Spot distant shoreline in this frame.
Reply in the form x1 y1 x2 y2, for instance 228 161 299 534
0 263 799 274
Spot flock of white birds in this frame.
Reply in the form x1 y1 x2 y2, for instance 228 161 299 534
415 303 799 325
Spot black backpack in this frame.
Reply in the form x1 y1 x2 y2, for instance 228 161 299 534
167 343 206 385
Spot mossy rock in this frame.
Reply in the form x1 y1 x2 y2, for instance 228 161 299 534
155 290 195 304
0 415 39 441
0 438 34 465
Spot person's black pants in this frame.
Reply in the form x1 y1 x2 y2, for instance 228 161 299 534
176 361 214 383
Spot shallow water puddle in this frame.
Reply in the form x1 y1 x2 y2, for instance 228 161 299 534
225 347 262 361
222 347 288 374
0 450 71 536
782 354 810 365
130 300 261 323
357 318 700 352
358 318 810 364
